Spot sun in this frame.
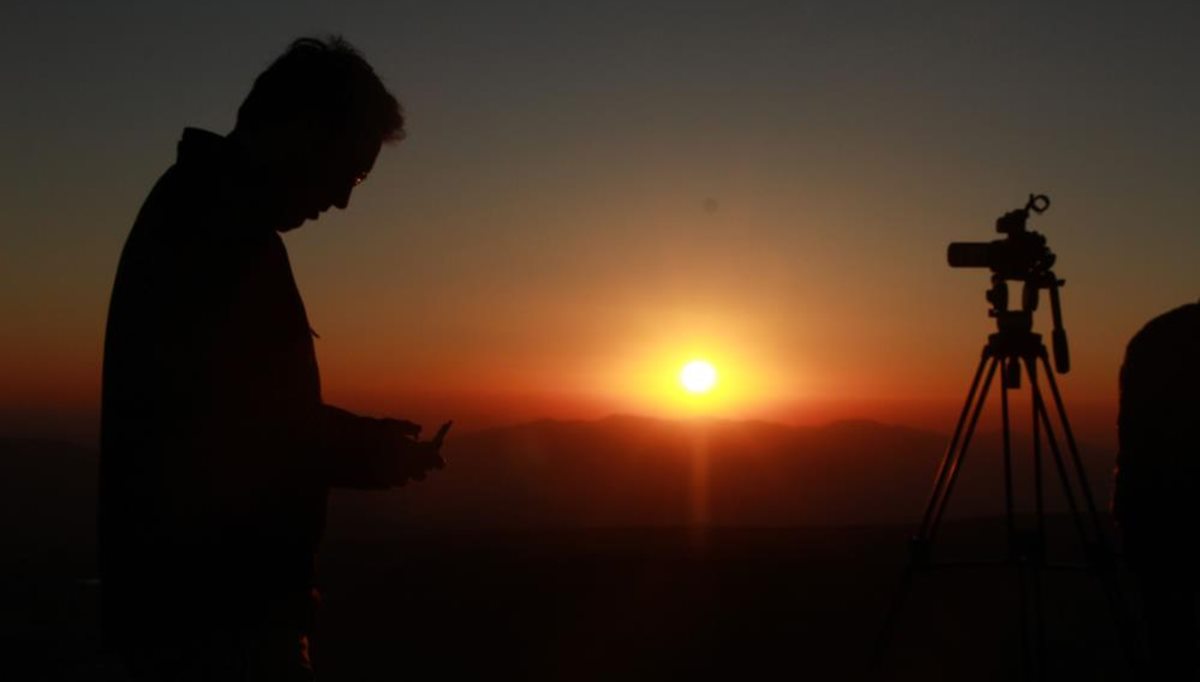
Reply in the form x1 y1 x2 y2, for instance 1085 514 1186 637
680 360 718 394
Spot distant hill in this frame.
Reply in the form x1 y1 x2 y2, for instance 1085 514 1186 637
329 415 1116 533
0 416 1118 548
0 423 1126 681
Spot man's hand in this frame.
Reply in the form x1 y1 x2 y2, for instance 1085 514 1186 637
387 419 422 439
385 419 452 485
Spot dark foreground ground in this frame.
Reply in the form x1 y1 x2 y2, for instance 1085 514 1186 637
3 518 1137 681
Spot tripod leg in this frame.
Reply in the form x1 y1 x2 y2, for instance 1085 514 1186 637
918 347 992 539
1029 359 1048 559
1001 358 1018 555
1028 358 1048 675
1023 360 1088 544
1029 354 1143 671
929 355 1001 545
1037 352 1105 533
872 350 996 670
1000 359 1042 680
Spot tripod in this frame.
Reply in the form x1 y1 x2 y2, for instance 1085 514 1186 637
874 196 1139 679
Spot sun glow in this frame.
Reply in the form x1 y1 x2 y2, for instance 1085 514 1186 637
595 311 798 418
680 360 718 394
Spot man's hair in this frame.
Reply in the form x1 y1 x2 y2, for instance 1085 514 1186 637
236 36 404 143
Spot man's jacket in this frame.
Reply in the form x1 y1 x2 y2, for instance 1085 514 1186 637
1112 301 1200 564
100 128 395 644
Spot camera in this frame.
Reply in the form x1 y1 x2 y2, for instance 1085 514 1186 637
947 195 1055 279
944 194 1070 374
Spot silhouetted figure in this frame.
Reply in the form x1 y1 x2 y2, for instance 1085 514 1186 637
1113 301 1200 676
99 37 448 680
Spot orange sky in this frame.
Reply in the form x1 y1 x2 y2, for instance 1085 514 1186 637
2 3 1196 446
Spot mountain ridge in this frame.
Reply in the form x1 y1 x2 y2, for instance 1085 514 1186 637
0 414 1116 542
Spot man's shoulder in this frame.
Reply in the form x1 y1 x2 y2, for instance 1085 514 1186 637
1123 303 1200 388
125 166 212 260
1130 303 1200 350
131 133 259 244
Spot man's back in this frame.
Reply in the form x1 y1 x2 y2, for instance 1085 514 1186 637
98 38 447 679
1113 301 1200 675
100 129 328 643
1113 301 1200 540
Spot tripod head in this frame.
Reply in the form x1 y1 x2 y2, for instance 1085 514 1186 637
947 194 1071 373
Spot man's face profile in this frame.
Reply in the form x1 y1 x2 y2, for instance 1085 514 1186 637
273 124 382 232
226 37 403 232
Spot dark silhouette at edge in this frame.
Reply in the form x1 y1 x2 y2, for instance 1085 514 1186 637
99 36 448 680
1113 300 1200 676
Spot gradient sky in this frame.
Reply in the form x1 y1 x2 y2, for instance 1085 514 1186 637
2 1 1197 442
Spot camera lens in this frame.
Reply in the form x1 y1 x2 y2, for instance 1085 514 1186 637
947 242 991 268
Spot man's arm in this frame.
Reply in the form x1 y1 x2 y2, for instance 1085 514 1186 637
318 405 448 489
155 222 449 492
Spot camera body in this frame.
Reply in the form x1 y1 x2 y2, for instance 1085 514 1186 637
947 197 1056 280
943 194 1071 374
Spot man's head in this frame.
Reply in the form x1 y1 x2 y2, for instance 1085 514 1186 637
232 36 404 230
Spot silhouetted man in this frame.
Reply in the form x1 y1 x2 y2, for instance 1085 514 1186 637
100 37 448 680
1113 301 1200 676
